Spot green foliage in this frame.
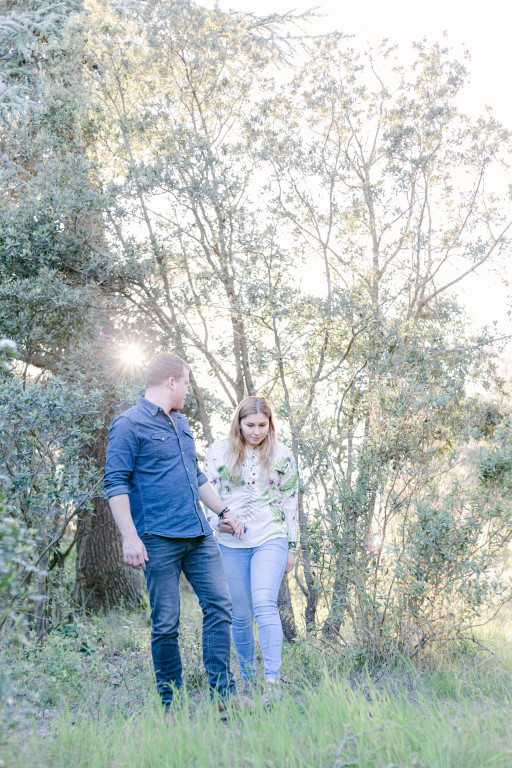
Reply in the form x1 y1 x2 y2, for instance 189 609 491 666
0 489 45 732
302 313 512 656
0 271 96 363
478 418 512 486
0 376 105 635
0 376 102 526
0 339 45 651
0 337 17 374
2 610 151 730
0 494 43 637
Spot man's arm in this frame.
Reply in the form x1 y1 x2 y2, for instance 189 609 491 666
104 416 147 569
109 494 148 570
199 482 243 539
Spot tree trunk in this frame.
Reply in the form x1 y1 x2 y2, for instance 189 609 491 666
322 572 348 639
277 573 297 642
74 496 144 612
35 519 49 637
297 492 317 630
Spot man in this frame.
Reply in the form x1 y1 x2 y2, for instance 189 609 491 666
104 352 243 709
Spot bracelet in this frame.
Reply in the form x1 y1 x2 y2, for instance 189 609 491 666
218 507 230 520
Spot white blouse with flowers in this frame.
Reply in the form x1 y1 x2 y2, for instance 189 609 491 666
203 439 299 550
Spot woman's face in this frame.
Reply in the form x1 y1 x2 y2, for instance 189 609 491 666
240 413 270 447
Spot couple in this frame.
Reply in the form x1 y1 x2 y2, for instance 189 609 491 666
104 352 298 710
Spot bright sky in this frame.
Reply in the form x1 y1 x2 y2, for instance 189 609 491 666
200 0 512 340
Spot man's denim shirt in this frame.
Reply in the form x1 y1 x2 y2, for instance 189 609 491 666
104 396 212 539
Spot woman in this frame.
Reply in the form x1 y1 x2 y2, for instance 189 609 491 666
203 396 298 703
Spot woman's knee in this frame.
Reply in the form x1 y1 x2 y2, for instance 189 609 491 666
231 608 254 630
252 588 278 615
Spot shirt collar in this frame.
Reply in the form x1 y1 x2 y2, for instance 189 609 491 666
137 395 163 417
136 396 183 421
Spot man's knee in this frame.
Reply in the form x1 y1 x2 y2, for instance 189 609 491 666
199 587 232 620
192 568 232 615
152 617 180 639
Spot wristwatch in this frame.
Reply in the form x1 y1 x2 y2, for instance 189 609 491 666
218 507 230 520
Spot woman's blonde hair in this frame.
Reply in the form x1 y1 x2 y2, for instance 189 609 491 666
225 396 277 484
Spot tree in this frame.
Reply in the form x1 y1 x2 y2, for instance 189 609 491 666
0 2 146 614
256 36 512 648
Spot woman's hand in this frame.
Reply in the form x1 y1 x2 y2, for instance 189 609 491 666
285 550 295 574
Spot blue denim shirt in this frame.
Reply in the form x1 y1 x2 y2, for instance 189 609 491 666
104 396 211 538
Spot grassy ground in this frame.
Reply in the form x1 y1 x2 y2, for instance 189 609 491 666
1 583 512 768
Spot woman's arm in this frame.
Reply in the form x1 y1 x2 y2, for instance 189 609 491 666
202 445 222 530
279 449 299 556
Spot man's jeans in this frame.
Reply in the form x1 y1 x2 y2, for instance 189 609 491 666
143 533 236 704
218 537 288 681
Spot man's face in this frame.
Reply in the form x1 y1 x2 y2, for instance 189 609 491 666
170 370 190 410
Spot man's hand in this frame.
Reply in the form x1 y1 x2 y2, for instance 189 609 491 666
219 512 244 539
109 494 148 569
122 535 149 570
285 551 295 574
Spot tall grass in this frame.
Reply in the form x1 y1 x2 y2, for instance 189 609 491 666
2 591 512 768
5 669 512 768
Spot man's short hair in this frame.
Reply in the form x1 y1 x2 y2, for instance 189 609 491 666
145 353 189 388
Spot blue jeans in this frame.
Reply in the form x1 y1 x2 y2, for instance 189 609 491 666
219 537 288 681
142 533 236 704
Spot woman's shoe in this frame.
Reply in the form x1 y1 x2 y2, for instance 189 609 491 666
261 679 282 709
239 679 254 698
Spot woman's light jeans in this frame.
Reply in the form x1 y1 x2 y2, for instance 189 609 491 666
219 536 288 681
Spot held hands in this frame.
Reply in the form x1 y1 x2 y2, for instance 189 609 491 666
219 511 244 539
122 535 149 570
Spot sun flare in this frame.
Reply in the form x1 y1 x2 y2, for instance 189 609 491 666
120 344 144 367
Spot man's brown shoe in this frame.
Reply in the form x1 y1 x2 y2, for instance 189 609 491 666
217 694 253 720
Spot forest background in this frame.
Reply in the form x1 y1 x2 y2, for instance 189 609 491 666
1 1 512 765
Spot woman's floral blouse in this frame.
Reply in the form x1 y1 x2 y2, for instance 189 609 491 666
203 439 299 550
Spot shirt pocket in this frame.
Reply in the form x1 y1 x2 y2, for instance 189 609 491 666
151 432 179 460
181 426 196 452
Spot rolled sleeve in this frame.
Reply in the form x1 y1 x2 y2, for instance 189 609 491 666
197 466 209 486
104 416 139 499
